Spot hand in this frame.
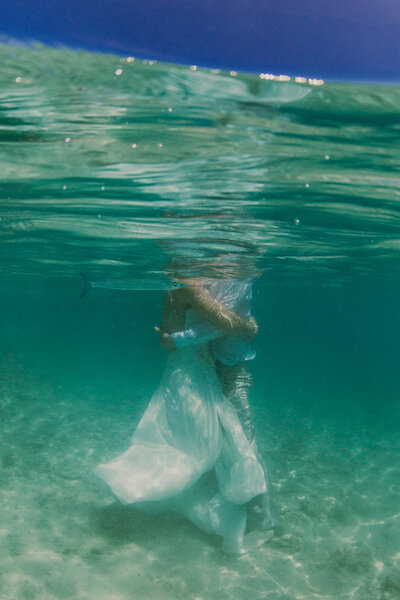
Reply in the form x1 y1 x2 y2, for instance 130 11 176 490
155 326 176 350
243 316 258 340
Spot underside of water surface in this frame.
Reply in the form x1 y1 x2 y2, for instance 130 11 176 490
0 43 399 600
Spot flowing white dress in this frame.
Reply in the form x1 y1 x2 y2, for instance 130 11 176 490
94 310 267 553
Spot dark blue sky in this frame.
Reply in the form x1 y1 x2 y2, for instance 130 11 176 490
0 0 399 82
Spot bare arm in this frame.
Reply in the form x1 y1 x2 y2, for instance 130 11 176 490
181 285 257 338
154 289 189 350
160 290 187 334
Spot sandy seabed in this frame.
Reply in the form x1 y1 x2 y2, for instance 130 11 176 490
1 358 399 600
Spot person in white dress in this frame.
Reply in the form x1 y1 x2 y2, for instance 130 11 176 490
158 279 273 534
95 278 272 553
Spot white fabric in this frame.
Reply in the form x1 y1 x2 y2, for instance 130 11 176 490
172 279 256 366
94 337 266 553
172 320 222 348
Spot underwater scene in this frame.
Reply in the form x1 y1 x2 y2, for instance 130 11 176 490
0 43 399 600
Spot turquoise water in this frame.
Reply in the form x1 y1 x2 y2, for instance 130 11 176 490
1 43 399 599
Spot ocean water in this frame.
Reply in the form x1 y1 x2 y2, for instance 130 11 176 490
1 42 399 600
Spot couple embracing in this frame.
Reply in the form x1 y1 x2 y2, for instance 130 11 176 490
95 278 273 554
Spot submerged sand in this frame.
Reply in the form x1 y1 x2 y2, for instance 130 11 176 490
1 358 399 600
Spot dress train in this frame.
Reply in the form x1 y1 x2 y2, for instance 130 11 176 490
94 345 268 553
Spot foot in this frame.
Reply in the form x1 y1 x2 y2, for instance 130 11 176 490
240 529 274 554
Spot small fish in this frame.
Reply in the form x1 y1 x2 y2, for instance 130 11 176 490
80 273 184 297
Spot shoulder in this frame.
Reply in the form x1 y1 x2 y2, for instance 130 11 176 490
182 284 213 301
180 284 202 305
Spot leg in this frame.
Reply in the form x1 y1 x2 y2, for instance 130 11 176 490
215 360 255 443
215 360 274 533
